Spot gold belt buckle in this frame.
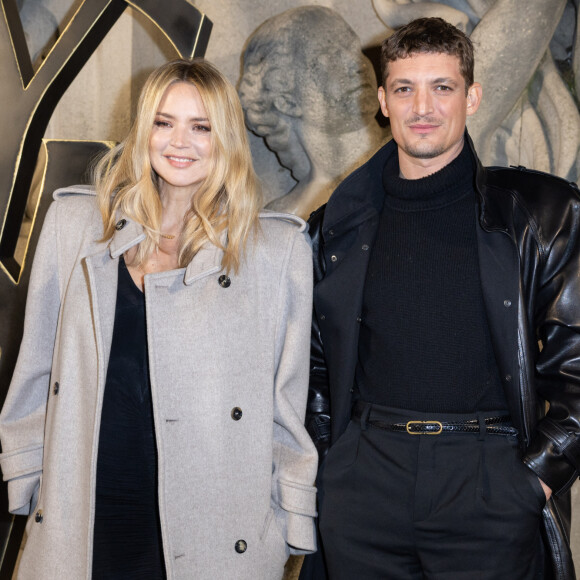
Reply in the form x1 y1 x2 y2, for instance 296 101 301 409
406 420 443 435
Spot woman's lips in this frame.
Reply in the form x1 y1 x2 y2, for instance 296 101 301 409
165 155 195 167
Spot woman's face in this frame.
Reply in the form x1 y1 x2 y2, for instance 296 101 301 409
149 82 212 198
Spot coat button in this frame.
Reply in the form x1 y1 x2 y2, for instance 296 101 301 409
328 229 334 236
115 219 127 230
503 299 512 308
35 510 43 523
320 314 325 321
231 407 243 421
362 244 369 251
235 539 247 553
218 275 231 288
330 255 337 262
53 382 59 395
505 374 512 382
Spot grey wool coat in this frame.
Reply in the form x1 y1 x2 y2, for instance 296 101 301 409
0 186 318 579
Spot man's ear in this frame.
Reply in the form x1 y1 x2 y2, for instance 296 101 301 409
273 94 302 117
466 82 482 116
378 86 389 118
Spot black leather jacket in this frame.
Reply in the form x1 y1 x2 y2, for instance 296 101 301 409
306 134 580 579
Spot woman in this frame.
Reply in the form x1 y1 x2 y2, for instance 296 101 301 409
0 59 317 579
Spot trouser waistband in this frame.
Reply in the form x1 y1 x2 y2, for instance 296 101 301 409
351 400 517 437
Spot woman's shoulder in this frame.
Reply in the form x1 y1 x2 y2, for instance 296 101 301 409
256 210 311 252
257 210 307 238
45 185 103 249
50 184 100 223
52 184 97 205
252 211 311 267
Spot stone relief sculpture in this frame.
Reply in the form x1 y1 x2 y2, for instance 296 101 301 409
239 6 388 219
240 1 580 219
374 0 580 180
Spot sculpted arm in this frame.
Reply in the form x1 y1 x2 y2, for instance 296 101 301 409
271 226 318 554
372 0 470 32
0 202 61 515
467 0 567 161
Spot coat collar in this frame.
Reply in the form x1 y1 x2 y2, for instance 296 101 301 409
184 241 223 285
108 217 146 259
107 215 226 285
322 140 395 241
321 130 501 239
53 185 229 285
183 211 305 284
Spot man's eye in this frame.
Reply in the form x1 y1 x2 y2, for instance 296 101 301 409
394 87 411 93
436 85 452 91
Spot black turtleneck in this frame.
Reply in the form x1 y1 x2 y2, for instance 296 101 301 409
354 142 507 413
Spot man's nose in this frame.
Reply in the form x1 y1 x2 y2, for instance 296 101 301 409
412 88 433 116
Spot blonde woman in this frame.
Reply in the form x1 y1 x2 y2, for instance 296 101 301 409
0 59 318 580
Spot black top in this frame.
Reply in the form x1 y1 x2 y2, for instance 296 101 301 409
355 143 507 413
93 257 166 579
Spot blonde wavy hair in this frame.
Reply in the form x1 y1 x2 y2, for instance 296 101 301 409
95 58 262 273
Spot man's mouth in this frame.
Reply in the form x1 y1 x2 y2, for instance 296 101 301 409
408 123 441 134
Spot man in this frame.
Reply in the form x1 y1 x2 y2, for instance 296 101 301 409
238 6 385 219
302 17 580 580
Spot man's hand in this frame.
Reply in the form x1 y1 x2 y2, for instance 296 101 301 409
539 478 552 501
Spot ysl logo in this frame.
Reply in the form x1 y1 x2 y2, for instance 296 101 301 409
0 1 212 572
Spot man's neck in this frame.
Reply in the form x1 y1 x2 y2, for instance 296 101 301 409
398 137 465 180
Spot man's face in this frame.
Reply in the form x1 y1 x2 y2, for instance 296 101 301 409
378 52 481 178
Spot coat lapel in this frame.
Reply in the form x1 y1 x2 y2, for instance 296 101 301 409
315 207 379 442
84 215 144 394
314 145 391 442
473 171 524 438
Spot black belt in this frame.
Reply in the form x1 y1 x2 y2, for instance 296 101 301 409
352 401 517 436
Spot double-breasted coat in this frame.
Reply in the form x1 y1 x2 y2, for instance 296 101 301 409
0 186 318 579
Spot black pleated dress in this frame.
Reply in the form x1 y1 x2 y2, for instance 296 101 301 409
92 257 166 579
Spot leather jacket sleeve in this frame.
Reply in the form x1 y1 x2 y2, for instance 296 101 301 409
522 179 580 496
305 205 331 459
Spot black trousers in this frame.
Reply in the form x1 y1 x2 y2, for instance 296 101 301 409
318 403 546 580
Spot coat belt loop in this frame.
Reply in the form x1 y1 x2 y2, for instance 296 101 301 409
477 411 487 441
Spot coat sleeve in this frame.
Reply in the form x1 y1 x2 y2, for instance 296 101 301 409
304 205 331 459
0 201 61 515
523 185 580 496
271 226 318 555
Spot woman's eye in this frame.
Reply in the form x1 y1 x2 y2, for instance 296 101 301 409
193 124 211 132
154 120 171 128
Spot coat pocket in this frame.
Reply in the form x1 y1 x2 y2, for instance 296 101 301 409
258 508 289 579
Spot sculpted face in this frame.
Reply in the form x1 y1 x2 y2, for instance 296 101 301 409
378 52 481 178
149 82 212 198
239 55 294 154
239 6 378 176
300 34 378 135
